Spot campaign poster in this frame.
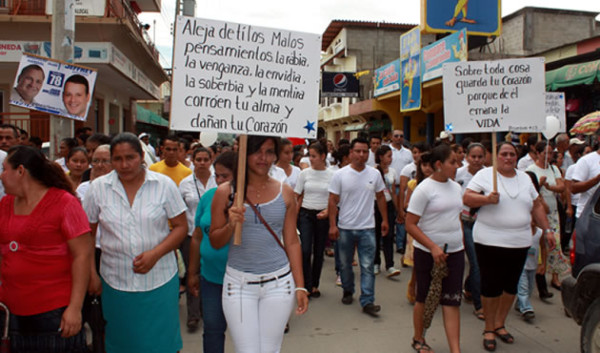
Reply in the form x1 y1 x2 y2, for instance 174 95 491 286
421 0 501 36
421 28 467 82
442 57 546 133
170 16 322 138
400 27 421 112
10 54 97 121
374 59 400 97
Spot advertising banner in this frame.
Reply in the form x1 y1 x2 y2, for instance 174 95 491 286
374 59 400 97
10 54 97 121
171 16 322 138
442 57 546 133
546 92 566 133
321 72 359 97
421 28 467 82
421 0 501 36
400 27 421 112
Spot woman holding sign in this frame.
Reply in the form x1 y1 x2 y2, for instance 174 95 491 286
464 142 555 351
210 135 308 353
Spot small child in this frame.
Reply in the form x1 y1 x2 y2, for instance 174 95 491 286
515 223 547 322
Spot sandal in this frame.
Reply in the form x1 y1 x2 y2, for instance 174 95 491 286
494 326 514 344
411 338 433 352
474 309 485 321
483 330 497 352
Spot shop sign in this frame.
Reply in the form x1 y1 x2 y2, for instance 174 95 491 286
322 72 359 97
421 0 501 36
374 59 400 97
421 28 467 82
46 0 106 16
400 27 421 112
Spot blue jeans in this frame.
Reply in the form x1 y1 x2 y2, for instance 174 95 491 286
201 277 227 353
516 269 535 313
395 222 406 252
462 219 482 310
297 208 329 290
338 228 376 307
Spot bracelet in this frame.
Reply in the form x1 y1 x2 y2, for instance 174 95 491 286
295 287 309 294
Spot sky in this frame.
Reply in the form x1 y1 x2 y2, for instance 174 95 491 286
139 0 600 68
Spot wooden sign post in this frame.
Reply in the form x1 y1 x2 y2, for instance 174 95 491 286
491 132 498 192
233 134 247 245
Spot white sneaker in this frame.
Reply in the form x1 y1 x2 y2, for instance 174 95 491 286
374 264 381 275
386 267 401 278
335 275 342 286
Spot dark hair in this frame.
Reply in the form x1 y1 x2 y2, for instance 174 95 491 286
412 141 431 154
375 145 392 180
308 141 326 156
481 139 493 153
61 137 78 151
332 144 350 165
6 146 75 196
369 135 382 143
466 142 485 155
450 144 463 153
110 132 143 157
350 137 369 149
233 135 280 198
496 141 518 154
179 138 191 152
64 74 89 94
416 152 432 184
279 138 293 154
67 146 89 162
430 143 452 167
163 134 179 144
18 64 45 81
192 146 210 159
19 129 28 137
338 138 349 146
87 133 111 146
214 151 236 171
461 137 474 151
29 136 43 149
534 141 549 154
526 171 541 192
0 124 19 138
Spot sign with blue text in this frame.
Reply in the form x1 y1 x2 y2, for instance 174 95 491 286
171 16 322 138
10 54 97 121
442 57 546 133
421 28 467 82
374 59 400 97
546 92 566 133
400 27 421 112
421 0 501 36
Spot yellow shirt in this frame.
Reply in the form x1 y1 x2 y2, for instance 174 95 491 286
149 160 191 186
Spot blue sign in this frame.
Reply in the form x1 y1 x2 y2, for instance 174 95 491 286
421 0 501 36
401 27 421 112
374 59 401 97
421 28 467 82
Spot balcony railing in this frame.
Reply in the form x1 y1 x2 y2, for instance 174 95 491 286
3 0 160 61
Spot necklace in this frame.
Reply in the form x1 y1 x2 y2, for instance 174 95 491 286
252 182 268 203
498 173 519 199
192 175 202 199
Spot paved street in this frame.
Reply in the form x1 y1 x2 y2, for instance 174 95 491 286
179 253 580 353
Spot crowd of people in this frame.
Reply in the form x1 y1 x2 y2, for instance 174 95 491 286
0 122 599 353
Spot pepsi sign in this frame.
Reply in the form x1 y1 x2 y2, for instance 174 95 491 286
321 72 359 97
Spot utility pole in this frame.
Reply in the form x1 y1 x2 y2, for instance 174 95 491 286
182 0 195 16
49 0 74 160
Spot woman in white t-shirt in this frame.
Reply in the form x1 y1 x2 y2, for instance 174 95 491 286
405 144 463 353
276 138 301 189
464 142 555 352
526 141 568 289
294 142 334 297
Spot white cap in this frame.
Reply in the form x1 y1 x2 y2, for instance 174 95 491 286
138 132 149 139
439 131 452 141
569 138 585 146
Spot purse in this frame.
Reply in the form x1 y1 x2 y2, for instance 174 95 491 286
245 198 285 250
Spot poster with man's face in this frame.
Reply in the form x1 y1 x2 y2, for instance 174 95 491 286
10 54 97 121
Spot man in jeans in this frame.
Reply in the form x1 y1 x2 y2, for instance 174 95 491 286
328 137 389 316
389 130 413 255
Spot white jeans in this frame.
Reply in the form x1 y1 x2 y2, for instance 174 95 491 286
222 265 295 353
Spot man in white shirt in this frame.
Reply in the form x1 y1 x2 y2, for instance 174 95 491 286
389 130 413 255
571 129 600 220
563 138 585 171
328 137 388 316
366 135 381 167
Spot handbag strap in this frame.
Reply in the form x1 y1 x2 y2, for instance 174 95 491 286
245 198 285 250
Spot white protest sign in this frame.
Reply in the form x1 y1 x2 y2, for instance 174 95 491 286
545 92 566 133
171 16 321 138
442 57 546 133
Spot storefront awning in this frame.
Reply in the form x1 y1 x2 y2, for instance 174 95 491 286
546 59 600 91
344 122 366 131
136 105 169 127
